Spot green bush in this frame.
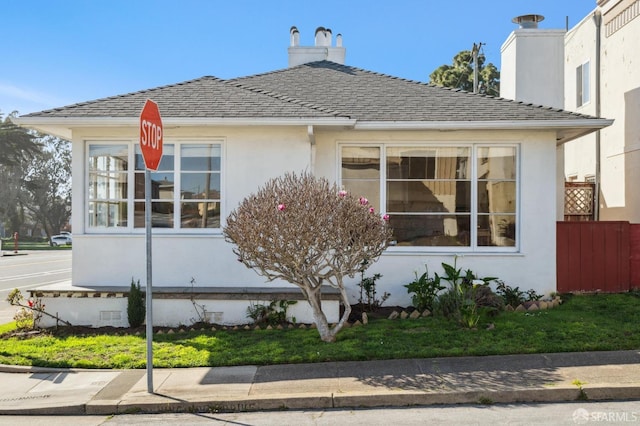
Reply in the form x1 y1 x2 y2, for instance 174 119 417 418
404 266 444 312
246 300 297 326
127 279 145 328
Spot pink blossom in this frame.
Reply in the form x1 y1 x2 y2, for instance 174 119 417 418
27 300 33 308
359 197 369 206
277 204 286 211
383 214 390 221
369 207 375 214
338 190 348 198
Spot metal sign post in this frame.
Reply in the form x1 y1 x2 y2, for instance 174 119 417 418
139 99 163 394
145 168 153 393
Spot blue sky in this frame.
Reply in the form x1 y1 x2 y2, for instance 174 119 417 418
2 0 596 116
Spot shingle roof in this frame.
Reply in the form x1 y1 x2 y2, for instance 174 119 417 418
22 60 595 123
231 61 592 122
21 75 345 119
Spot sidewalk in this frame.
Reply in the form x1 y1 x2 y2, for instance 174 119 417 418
1 351 639 415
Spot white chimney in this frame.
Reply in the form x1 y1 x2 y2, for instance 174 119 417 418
500 14 566 109
288 26 346 67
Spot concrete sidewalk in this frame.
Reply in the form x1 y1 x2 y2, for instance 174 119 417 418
1 351 639 415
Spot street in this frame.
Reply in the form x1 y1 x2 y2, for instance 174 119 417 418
0 250 72 323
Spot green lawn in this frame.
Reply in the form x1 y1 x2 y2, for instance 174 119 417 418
1 239 70 251
0 293 638 369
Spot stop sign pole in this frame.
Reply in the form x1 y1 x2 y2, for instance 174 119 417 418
139 99 163 393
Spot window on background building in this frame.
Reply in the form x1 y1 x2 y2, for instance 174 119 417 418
340 144 518 250
87 141 222 232
576 61 590 107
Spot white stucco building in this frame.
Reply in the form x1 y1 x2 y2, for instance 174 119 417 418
14 27 610 328
501 1 640 222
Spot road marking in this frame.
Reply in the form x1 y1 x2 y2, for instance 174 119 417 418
0 258 71 269
0 269 72 283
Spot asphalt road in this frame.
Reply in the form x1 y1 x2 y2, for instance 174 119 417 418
0 250 72 323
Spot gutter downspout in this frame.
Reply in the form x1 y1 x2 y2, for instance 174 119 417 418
307 125 316 174
594 10 602 221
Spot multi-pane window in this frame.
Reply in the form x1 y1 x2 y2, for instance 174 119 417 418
134 144 175 228
88 145 129 228
87 141 222 231
179 145 221 229
576 61 590 107
340 144 518 250
340 147 381 211
477 147 517 247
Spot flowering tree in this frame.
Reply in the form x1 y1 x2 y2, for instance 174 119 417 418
224 172 392 342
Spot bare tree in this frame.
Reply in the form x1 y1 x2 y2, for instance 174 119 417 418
224 172 392 342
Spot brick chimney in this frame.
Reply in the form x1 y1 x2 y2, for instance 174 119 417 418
288 26 346 67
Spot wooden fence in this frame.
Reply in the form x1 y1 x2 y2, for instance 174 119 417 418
557 221 640 293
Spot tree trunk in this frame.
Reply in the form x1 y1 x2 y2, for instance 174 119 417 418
306 285 352 343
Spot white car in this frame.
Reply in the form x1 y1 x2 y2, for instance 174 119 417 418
50 234 72 246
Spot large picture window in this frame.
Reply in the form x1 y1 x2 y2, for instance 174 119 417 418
340 144 518 250
87 141 222 232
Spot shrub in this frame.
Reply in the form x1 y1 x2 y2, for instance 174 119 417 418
127 279 145 328
404 266 444 312
357 260 388 312
247 300 297 326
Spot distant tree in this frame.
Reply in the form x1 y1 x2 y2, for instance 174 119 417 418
23 135 72 238
0 111 39 166
429 49 500 96
0 112 35 235
224 172 392 343
0 112 71 238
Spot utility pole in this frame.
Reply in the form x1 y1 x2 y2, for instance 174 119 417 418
472 42 483 94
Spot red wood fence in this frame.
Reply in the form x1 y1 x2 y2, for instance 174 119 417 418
557 221 640 293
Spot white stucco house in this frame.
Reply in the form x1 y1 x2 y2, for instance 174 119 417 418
501 0 639 222
14 27 611 328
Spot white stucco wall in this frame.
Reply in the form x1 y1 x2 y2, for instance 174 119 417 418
500 29 566 109
36 296 338 328
563 4 640 221
563 14 599 186
71 126 312 289
61 124 559 326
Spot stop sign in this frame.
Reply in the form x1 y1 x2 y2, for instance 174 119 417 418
139 99 163 170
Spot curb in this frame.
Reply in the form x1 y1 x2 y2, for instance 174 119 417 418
2 386 639 416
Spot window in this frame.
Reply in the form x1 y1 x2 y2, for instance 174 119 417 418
576 61 590 107
340 144 518 250
88 145 129 228
87 141 222 231
179 145 221 229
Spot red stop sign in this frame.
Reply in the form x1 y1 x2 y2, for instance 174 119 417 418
139 99 163 170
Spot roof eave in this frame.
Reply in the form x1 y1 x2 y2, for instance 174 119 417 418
11 116 357 139
354 119 614 144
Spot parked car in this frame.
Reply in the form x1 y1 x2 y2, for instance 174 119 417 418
50 234 72 247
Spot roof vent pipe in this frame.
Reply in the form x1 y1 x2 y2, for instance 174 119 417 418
512 14 545 29
290 26 300 47
315 26 331 46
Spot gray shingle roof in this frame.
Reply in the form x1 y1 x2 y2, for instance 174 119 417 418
231 61 592 122
22 75 344 119
22 60 595 123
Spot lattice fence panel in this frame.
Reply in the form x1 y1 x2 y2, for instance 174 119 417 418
564 183 594 218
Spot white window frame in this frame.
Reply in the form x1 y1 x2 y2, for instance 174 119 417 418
576 61 590 108
338 142 520 253
85 139 225 234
